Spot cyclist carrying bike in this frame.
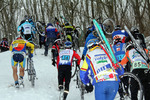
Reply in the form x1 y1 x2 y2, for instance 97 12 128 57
112 26 130 100
17 16 36 43
44 23 59 56
58 41 81 100
9 36 34 88
80 39 124 100
120 40 150 100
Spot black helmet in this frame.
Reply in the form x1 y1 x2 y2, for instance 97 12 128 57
131 26 139 33
115 25 121 30
65 22 70 26
24 15 28 20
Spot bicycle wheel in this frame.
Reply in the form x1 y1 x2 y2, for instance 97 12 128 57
27 58 32 81
115 72 143 100
102 18 116 35
30 59 36 87
35 21 45 36
76 70 85 100
71 60 78 78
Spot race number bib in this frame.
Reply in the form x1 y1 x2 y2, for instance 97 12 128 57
24 27 31 34
61 55 70 61
25 29 31 34
132 61 142 69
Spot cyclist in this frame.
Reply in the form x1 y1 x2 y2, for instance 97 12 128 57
0 37 9 52
63 22 75 42
125 26 146 49
17 18 35 43
80 39 124 100
9 36 34 88
58 41 81 100
112 25 128 45
120 41 150 100
112 38 130 100
44 23 59 56
51 39 63 68
63 23 79 49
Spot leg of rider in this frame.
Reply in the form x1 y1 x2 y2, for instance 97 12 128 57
58 65 65 90
131 70 139 100
12 66 18 84
11 56 19 85
64 65 71 100
118 81 124 99
139 69 150 100
19 67 24 79
145 71 150 100
44 37 51 56
106 81 119 100
19 57 26 78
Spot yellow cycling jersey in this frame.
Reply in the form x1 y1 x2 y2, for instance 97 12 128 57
9 39 34 53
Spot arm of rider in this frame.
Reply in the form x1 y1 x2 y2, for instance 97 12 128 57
52 59 56 67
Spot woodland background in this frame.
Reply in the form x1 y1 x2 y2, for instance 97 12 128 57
0 0 150 45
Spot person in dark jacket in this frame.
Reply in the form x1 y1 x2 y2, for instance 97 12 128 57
0 37 9 52
44 23 59 56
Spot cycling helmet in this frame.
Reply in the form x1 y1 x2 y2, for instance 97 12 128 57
54 39 61 45
115 25 121 30
65 22 70 26
24 15 28 20
87 39 100 49
47 23 53 27
64 41 72 48
131 26 139 33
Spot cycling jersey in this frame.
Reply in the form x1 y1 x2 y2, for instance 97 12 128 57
121 48 149 72
80 46 123 100
58 49 81 66
10 39 34 68
17 21 33 35
112 43 126 62
80 46 121 85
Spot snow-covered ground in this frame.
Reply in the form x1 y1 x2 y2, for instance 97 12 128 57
0 48 96 100
0 47 124 100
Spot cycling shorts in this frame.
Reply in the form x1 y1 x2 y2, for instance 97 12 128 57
11 53 26 68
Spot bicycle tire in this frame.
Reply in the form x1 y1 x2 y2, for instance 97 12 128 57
102 18 116 35
27 58 32 81
30 59 35 87
71 60 78 78
35 21 45 36
115 72 143 100
76 70 85 100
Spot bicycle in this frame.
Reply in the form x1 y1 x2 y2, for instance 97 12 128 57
72 59 86 100
76 67 86 100
26 49 37 87
115 72 144 100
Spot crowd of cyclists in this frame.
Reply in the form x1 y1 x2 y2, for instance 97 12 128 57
1 15 150 100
